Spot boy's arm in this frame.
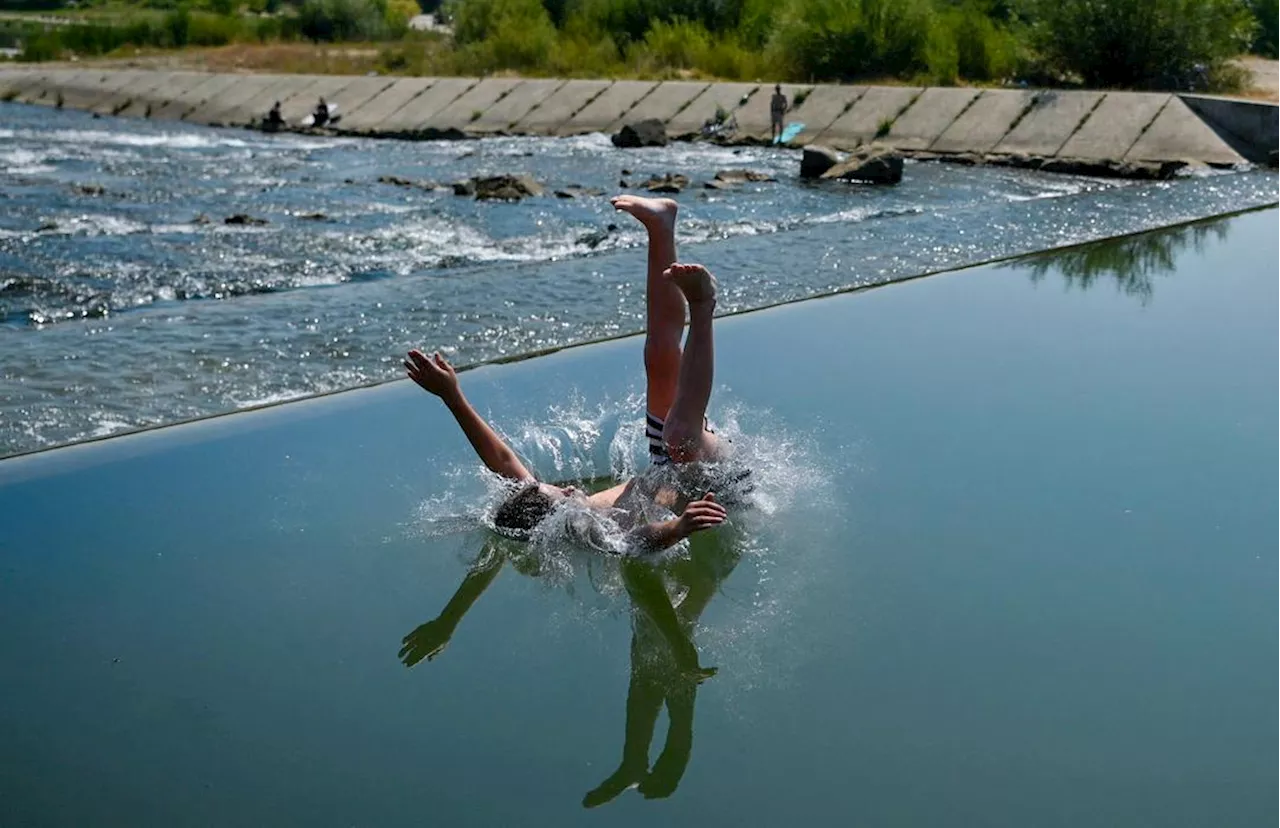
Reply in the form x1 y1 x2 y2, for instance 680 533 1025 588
404 349 534 482
628 493 725 551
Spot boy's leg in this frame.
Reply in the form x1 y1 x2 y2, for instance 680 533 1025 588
662 264 720 462
611 195 684 419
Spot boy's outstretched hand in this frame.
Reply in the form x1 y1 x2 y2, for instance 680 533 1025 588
404 349 460 399
677 492 726 538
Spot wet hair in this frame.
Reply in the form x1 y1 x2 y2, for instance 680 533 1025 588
493 482 557 536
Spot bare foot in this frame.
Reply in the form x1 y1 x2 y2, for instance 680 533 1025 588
610 194 678 230
663 263 717 305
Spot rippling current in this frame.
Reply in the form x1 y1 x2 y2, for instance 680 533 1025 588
1 101 1275 457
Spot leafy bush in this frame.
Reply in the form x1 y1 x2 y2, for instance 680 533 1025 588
939 2 1018 80
1247 0 1277 56
448 0 556 68
1030 0 1257 90
298 0 390 41
766 0 938 81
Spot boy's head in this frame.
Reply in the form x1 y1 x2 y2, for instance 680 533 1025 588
493 481 576 536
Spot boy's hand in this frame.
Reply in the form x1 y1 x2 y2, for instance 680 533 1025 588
404 349 460 399
676 492 726 538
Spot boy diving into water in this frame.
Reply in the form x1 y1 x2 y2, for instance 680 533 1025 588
404 195 728 550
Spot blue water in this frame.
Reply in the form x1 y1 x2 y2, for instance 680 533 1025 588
0 208 1273 826
1 101 1276 456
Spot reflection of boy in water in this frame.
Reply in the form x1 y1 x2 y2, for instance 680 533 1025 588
399 529 741 806
405 195 729 550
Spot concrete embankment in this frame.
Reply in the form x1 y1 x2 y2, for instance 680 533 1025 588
1 68 1275 173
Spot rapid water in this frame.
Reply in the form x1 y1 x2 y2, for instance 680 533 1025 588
1 101 1275 456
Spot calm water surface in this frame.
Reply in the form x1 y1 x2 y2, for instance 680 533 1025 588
1 102 1276 456
0 209 1274 826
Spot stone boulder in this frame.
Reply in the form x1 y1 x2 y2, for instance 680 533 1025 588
612 119 668 148
224 213 269 226
714 169 776 184
800 145 841 179
453 174 545 201
641 173 690 194
820 146 904 185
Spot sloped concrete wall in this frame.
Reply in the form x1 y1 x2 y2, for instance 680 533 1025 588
560 80 655 135
612 81 707 129
817 87 923 149
785 85 866 146
1056 93 1170 160
993 90 1104 157
1181 94 1278 163
667 82 757 138
884 87 980 150
513 79 610 135
4 69 1272 169
930 89 1034 154
340 77 435 133
468 78 563 134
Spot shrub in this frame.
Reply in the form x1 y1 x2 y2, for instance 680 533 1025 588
1247 0 1277 57
766 0 938 81
449 0 557 69
384 0 421 35
940 2 1018 81
1029 0 1257 90
448 0 551 43
298 0 390 41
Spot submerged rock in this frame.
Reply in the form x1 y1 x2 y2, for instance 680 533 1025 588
224 213 269 226
612 119 668 148
555 185 606 199
451 174 545 201
378 174 442 191
641 173 690 194
702 179 735 190
821 146 904 185
800 145 841 179
72 183 107 197
714 169 776 184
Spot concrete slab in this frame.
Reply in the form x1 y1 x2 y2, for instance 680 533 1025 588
883 87 980 150
667 82 757 138
993 90 1104 156
425 77 523 133
929 89 1035 154
0 69 35 100
115 73 211 119
149 73 239 121
376 76 476 133
734 82 810 140
1125 97 1246 165
87 71 163 115
275 75 347 124
229 75 328 126
1049 93 1172 161
1180 94 1278 164
10 71 56 105
93 71 168 116
59 70 151 112
188 74 288 125
560 80 656 135
467 78 565 134
816 86 923 149
1057 93 1169 160
339 76 437 133
321 75 396 126
511 79 610 135
785 84 866 146
610 81 707 131
16 69 86 107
